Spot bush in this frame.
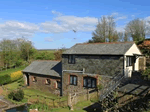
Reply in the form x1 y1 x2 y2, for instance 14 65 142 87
8 91 14 99
97 84 103 90
0 74 11 85
15 59 24 67
142 67 150 75
54 49 63 60
8 89 24 101
10 71 23 82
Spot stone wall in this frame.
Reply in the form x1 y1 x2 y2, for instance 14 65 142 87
27 73 61 95
62 55 124 76
62 72 112 96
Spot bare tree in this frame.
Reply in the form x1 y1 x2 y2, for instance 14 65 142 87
118 32 130 42
125 18 149 42
89 15 118 43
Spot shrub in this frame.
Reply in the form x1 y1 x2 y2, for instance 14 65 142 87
54 49 63 60
8 91 14 99
97 84 103 90
0 74 11 85
142 67 150 75
8 89 24 101
10 71 23 82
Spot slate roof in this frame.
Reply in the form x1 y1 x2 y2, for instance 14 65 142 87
63 42 134 55
22 60 62 77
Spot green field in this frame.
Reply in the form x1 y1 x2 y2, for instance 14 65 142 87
0 66 26 76
37 50 55 60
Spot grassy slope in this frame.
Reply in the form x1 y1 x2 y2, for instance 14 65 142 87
0 66 26 76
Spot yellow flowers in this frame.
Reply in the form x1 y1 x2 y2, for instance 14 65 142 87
10 71 23 82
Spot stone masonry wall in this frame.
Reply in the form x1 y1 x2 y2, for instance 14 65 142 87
62 72 111 96
28 73 61 95
62 55 124 76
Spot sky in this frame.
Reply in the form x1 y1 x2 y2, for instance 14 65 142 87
0 0 150 49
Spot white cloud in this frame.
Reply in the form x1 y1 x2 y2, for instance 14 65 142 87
112 12 119 16
41 11 98 33
115 16 127 21
51 10 62 16
44 37 53 42
0 21 39 39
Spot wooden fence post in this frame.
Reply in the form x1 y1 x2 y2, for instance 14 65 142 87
68 93 71 106
87 89 90 101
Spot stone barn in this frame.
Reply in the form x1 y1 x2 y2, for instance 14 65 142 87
22 60 62 95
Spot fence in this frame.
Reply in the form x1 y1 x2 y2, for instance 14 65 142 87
25 94 68 108
68 89 98 106
2 87 68 108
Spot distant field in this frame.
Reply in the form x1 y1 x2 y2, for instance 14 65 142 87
37 50 55 60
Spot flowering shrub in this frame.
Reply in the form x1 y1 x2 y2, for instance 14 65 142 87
10 71 23 82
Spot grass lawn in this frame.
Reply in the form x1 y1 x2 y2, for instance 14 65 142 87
0 66 26 76
49 100 92 112
4 79 22 90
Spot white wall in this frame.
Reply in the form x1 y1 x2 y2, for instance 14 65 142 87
23 74 27 85
124 43 142 77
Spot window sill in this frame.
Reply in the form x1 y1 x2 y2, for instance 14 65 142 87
126 66 132 67
45 83 50 85
70 84 77 86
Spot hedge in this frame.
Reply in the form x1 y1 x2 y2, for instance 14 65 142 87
0 71 23 85
0 74 11 85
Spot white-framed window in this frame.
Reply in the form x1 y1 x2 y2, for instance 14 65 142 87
45 79 50 85
33 77 37 82
126 56 133 67
83 77 96 88
68 55 75 64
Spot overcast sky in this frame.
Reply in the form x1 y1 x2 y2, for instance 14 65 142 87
0 0 150 49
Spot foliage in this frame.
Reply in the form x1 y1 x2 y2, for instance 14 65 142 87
8 89 24 101
125 18 149 43
35 51 54 60
0 38 38 68
10 71 23 82
142 67 150 75
0 74 11 85
54 49 63 60
29 102 50 111
89 15 120 43
137 40 150 57
97 84 103 90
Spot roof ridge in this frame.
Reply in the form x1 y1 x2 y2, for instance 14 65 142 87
76 41 134 45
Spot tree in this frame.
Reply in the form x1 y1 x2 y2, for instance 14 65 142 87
0 39 18 68
19 38 36 62
118 32 130 42
89 15 118 43
125 18 149 42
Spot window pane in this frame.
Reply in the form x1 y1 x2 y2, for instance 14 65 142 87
74 76 77 85
72 55 75 63
126 57 128 66
69 55 71 63
92 79 96 88
58 82 61 88
70 76 73 84
87 79 91 87
83 78 87 87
